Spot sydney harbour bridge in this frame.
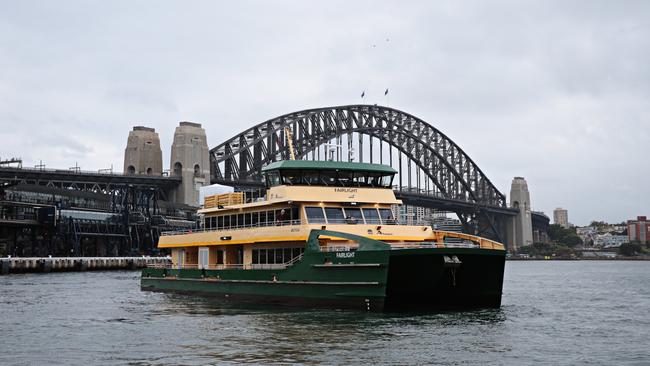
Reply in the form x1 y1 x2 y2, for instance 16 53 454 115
0 104 545 256
210 104 524 244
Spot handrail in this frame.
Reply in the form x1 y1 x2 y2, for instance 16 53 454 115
147 254 304 270
161 219 303 236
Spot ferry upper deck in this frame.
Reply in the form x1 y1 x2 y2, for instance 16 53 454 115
157 160 504 269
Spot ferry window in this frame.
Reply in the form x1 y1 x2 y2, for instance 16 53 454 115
292 247 304 259
281 171 301 185
204 218 210 229
266 249 271 264
258 249 267 264
275 249 283 264
260 211 268 225
379 208 397 224
211 217 217 229
216 250 224 264
251 212 258 226
325 207 345 224
252 250 258 264
245 213 252 226
368 173 382 187
344 208 363 223
266 171 281 187
353 172 369 187
363 208 380 224
305 207 326 223
275 209 289 222
304 171 320 185
381 174 394 187
320 171 338 186
284 248 292 261
237 214 244 227
223 215 231 229
337 171 354 186
217 216 224 229
291 207 299 221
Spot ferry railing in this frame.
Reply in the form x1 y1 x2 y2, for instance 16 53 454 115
147 254 305 270
315 242 481 251
160 217 404 236
388 242 480 249
160 219 303 236
325 218 399 225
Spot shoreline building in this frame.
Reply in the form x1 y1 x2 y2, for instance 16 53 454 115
628 216 649 244
553 208 569 228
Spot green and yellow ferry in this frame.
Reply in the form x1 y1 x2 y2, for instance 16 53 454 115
141 160 506 311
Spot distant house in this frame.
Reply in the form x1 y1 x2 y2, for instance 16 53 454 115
593 233 629 248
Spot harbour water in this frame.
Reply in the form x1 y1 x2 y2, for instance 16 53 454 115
1 261 648 365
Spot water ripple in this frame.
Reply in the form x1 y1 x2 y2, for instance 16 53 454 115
1 263 649 365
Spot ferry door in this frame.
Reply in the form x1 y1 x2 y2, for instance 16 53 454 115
198 247 209 269
177 249 185 270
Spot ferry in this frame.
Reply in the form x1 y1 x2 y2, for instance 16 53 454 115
141 160 506 311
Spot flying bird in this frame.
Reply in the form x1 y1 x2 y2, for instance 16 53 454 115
361 91 365 98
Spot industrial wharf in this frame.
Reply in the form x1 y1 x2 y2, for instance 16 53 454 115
1 256 170 275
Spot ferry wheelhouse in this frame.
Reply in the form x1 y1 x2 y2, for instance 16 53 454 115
141 160 506 311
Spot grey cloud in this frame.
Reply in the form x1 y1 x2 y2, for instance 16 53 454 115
0 0 648 225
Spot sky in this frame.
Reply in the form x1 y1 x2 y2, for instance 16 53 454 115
0 1 648 225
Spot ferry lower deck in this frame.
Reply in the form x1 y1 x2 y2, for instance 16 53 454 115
141 230 505 311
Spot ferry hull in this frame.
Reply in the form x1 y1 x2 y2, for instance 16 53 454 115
141 247 505 312
384 248 505 310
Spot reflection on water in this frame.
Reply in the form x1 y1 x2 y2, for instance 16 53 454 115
1 262 649 365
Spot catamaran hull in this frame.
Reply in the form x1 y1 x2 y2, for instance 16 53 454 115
141 248 505 312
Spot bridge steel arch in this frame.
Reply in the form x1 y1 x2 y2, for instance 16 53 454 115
210 105 512 242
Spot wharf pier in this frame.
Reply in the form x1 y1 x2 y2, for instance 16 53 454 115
0 256 170 275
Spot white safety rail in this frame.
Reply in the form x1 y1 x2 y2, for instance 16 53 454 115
148 254 304 271
160 219 303 236
388 242 480 249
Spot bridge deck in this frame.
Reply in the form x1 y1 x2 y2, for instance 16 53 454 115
0 166 181 189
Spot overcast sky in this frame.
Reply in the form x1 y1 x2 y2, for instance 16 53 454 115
1 1 648 225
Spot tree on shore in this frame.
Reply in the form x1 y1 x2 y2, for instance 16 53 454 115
618 243 642 256
548 224 583 247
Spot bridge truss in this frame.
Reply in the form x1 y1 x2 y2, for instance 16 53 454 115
210 105 516 243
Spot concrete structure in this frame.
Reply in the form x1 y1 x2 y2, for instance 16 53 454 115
553 207 569 228
170 122 210 206
123 126 163 175
507 177 533 252
628 216 649 244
